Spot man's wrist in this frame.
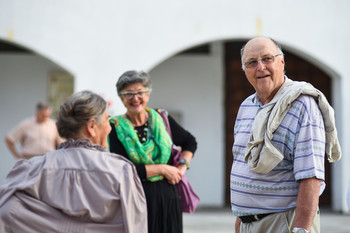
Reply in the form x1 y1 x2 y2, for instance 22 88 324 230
292 227 310 233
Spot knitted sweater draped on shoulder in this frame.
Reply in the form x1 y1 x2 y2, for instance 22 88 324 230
245 77 342 174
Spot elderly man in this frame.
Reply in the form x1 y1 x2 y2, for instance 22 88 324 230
230 37 341 233
5 102 62 159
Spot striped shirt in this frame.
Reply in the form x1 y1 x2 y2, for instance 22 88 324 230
230 93 325 216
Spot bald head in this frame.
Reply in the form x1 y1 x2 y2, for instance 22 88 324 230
240 37 286 104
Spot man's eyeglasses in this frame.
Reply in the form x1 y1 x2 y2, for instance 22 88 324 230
119 89 151 99
244 54 283 69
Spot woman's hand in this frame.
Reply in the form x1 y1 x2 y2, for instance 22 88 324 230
145 164 183 184
162 164 183 184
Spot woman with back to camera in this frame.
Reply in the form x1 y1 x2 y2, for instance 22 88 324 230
108 70 198 233
0 90 147 233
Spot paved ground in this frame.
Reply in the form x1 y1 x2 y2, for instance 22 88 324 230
183 208 350 233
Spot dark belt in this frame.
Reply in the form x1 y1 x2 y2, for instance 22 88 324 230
239 213 273 223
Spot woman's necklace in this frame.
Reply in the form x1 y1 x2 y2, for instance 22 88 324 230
134 122 149 143
126 111 149 143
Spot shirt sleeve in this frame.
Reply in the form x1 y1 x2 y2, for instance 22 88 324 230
292 95 326 181
168 115 198 154
0 159 33 206
6 119 29 143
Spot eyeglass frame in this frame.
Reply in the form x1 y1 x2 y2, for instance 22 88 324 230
119 89 152 99
243 53 283 69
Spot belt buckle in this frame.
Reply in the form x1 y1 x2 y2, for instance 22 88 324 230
254 215 260 221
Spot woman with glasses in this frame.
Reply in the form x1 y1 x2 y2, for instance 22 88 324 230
108 70 197 233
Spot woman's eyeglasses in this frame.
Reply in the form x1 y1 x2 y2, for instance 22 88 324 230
119 89 151 99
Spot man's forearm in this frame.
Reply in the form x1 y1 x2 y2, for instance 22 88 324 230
5 137 20 159
293 177 321 231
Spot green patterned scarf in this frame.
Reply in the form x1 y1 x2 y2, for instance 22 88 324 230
109 108 172 181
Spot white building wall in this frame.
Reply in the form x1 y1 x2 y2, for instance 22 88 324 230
0 0 349 212
0 54 66 182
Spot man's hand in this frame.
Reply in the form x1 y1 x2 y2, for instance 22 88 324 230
235 216 241 233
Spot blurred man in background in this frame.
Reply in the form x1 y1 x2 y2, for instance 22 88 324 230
5 102 62 159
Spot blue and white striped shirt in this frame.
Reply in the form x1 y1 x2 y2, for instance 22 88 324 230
231 93 325 216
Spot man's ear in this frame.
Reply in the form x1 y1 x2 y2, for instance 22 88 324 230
85 118 96 137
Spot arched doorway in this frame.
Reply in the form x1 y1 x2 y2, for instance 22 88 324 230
224 40 332 207
0 40 74 183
